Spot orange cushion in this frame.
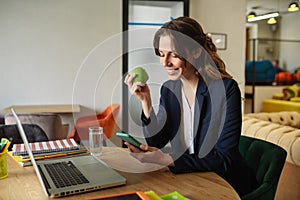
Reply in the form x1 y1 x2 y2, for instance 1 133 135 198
275 72 296 85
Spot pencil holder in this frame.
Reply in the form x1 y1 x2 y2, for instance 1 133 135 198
0 150 8 179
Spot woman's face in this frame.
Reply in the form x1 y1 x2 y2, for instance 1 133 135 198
158 35 189 81
159 35 185 80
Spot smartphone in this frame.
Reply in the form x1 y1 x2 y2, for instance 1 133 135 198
116 132 142 150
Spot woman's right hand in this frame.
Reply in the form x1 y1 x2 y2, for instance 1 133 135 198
124 73 150 101
124 142 174 167
124 73 152 118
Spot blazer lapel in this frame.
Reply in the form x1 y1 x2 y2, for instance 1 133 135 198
193 80 208 151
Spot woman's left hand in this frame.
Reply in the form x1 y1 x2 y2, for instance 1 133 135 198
124 142 174 166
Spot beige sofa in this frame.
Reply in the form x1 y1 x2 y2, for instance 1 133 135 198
242 111 300 200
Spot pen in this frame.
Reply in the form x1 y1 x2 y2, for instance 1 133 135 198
45 154 68 159
0 138 10 153
2 141 11 153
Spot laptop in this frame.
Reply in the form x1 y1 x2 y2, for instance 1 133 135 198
11 108 126 198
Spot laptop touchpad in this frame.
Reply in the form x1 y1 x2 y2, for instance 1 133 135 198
82 162 107 171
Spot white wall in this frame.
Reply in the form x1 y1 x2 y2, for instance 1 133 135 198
190 0 247 101
0 0 122 113
0 0 247 125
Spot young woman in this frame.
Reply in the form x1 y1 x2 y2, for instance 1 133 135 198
124 16 257 196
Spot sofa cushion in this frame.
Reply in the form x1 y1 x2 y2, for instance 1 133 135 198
5 113 67 140
245 111 300 128
245 60 276 85
0 124 48 151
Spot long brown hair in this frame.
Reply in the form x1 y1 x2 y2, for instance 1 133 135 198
153 17 232 79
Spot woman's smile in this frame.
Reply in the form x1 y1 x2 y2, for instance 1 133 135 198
166 67 180 74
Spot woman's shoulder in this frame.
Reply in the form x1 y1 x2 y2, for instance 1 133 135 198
206 77 239 89
161 78 239 92
162 80 181 90
209 78 240 93
222 77 239 87
159 80 182 98
222 78 241 94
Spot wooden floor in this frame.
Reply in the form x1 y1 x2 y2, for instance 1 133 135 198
275 162 300 200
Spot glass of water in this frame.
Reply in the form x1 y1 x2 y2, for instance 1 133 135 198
89 126 103 156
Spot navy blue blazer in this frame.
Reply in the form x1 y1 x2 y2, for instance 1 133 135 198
141 78 258 196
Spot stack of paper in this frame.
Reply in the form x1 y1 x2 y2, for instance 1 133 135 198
8 139 89 167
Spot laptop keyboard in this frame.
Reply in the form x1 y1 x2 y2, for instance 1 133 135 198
44 161 89 188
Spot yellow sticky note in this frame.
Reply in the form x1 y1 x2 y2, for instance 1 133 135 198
145 191 163 200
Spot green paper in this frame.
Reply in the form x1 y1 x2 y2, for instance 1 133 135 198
160 191 189 200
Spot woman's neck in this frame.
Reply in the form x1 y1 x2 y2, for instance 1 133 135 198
181 74 199 108
181 72 199 92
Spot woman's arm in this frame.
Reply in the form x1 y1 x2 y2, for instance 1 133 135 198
141 81 181 149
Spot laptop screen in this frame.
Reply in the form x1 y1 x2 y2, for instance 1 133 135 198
11 108 50 196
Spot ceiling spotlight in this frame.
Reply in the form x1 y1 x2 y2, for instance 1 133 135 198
288 2 299 12
247 12 279 22
267 17 277 24
247 12 256 19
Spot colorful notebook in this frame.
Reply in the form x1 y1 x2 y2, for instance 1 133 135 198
12 138 79 156
8 147 89 167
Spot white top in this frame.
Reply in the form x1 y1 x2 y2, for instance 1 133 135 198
181 88 195 154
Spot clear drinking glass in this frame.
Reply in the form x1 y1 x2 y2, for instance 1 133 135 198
89 126 103 156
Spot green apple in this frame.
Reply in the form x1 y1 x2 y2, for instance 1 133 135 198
129 67 149 83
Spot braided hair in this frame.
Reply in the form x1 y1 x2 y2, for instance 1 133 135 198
153 16 232 79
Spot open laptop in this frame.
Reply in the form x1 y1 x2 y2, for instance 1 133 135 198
11 108 126 198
